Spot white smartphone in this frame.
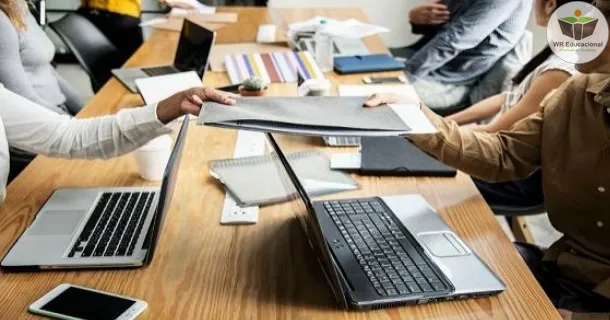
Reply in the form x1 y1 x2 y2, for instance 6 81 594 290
362 76 407 84
28 284 147 320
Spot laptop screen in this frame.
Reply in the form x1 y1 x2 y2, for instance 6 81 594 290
265 133 348 307
143 119 189 264
174 19 216 77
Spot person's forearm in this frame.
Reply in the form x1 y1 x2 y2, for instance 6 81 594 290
0 88 173 159
446 94 504 125
408 105 541 182
19 105 171 159
485 71 571 133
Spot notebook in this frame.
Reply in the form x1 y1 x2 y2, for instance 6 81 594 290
224 51 324 85
360 137 456 176
333 54 404 74
209 151 358 206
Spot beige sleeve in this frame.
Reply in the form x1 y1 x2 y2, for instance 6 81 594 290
407 104 542 182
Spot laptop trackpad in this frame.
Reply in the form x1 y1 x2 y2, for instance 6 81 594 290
418 232 469 257
27 210 84 236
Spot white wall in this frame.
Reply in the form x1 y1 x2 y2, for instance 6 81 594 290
269 0 548 53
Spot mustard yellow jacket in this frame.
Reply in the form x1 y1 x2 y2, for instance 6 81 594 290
81 0 141 18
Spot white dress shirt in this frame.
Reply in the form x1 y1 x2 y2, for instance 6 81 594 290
0 85 173 202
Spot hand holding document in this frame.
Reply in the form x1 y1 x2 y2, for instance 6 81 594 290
197 96 437 136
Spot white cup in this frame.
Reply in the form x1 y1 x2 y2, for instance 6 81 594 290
306 79 332 96
134 135 172 181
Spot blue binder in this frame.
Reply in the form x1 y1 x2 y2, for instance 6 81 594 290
333 54 405 74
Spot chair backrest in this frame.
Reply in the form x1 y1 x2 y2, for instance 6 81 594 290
49 13 123 92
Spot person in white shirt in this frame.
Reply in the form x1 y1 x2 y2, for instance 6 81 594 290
0 85 235 203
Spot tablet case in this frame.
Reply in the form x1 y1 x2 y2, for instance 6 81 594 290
333 54 405 74
360 137 457 177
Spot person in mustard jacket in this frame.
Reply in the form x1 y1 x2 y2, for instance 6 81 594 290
78 0 143 62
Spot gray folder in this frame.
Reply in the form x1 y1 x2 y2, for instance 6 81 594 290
198 96 411 136
209 151 359 206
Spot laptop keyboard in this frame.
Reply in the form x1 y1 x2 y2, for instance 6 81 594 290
323 199 447 297
68 191 156 258
141 66 179 77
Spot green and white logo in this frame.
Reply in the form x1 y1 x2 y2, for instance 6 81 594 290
548 2 609 63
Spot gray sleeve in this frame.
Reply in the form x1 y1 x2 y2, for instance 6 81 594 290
0 12 54 109
53 68 85 115
404 0 522 77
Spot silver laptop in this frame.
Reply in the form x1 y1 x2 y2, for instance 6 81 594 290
112 19 216 93
298 37 369 57
267 133 505 309
1 120 189 271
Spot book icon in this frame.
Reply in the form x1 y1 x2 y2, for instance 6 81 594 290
558 10 599 40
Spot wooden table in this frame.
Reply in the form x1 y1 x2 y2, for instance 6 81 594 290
0 7 560 320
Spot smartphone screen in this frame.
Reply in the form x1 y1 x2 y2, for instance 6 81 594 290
39 287 136 320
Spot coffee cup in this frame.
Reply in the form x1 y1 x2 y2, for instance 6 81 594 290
134 135 172 181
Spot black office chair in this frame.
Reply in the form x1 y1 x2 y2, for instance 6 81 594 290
49 13 124 93
490 203 546 244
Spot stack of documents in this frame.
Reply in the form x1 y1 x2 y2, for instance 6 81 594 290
287 16 389 44
224 51 324 85
209 151 358 206
165 0 216 15
139 12 237 32
198 96 437 136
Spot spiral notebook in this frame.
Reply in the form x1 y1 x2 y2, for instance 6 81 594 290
209 151 358 206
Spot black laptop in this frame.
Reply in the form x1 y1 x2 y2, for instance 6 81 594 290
112 19 216 93
266 133 506 309
359 137 456 176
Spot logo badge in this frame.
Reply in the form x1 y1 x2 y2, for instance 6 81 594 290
547 2 609 63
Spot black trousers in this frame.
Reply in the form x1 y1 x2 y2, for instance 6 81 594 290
515 243 610 312
473 170 545 207
78 7 143 63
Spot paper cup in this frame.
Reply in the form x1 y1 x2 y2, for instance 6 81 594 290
134 135 172 181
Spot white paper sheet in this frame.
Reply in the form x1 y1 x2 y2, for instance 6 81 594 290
389 104 437 134
135 71 203 104
338 84 420 101
167 0 216 15
288 16 389 39
330 153 362 170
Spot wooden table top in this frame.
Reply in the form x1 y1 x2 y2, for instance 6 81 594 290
0 7 560 320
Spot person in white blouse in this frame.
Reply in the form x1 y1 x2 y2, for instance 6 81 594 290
0 85 235 203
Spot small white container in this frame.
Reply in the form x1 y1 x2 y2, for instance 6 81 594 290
314 32 334 72
134 135 172 181
307 79 332 96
